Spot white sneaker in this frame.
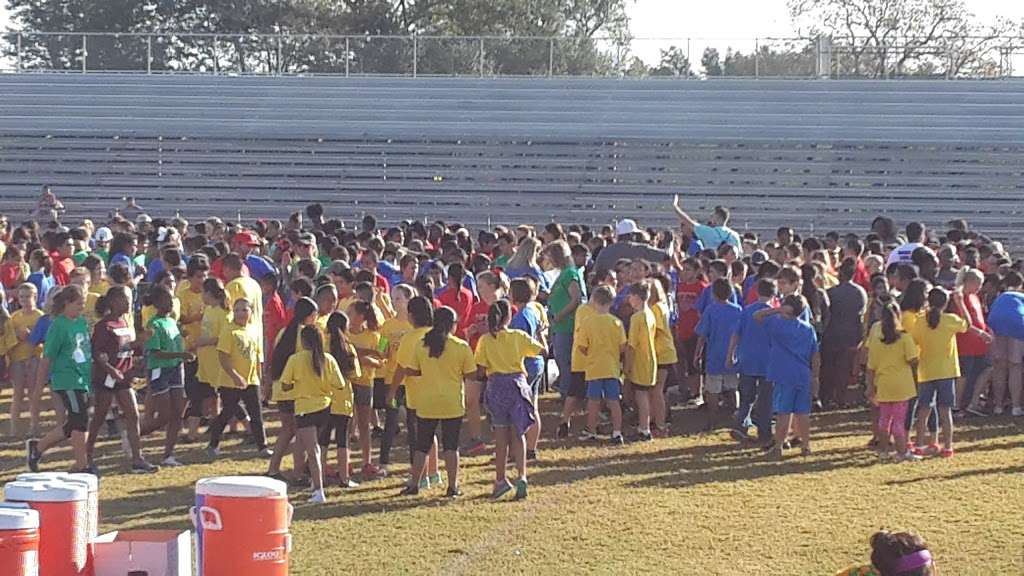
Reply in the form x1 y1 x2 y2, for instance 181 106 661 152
1012 407 1024 417
994 406 1005 416
897 451 923 462
161 456 184 467
309 490 327 504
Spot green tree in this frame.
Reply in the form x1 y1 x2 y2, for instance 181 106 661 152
701 46 721 76
649 45 690 77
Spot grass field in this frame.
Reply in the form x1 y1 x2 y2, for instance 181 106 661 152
1 389 1023 575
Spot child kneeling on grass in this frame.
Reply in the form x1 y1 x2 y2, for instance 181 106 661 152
836 529 936 576
575 285 627 444
755 294 820 460
399 306 476 498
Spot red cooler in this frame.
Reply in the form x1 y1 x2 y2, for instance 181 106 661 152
0 506 40 576
4 481 91 576
192 476 291 576
16 473 99 539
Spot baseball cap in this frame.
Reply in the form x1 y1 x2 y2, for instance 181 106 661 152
750 250 769 266
297 232 315 246
136 213 152 224
615 219 640 237
328 260 351 276
233 230 261 247
94 227 113 242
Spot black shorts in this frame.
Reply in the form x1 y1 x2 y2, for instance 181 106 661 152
416 416 462 454
567 371 587 400
276 400 295 415
353 385 373 407
680 335 704 377
295 408 328 430
184 380 217 418
57 389 89 438
372 379 389 409
318 414 352 449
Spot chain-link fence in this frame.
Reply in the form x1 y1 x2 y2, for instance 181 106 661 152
1 31 1022 78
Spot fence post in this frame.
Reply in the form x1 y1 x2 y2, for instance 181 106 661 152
146 34 152 74
213 35 219 74
277 35 283 75
412 34 418 77
479 37 484 77
686 38 690 78
16 32 22 72
345 37 350 77
81 34 87 73
754 37 759 78
548 38 554 76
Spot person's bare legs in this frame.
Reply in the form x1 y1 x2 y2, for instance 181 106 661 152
85 392 115 461
115 389 147 465
969 367 992 411
442 449 459 489
939 406 954 451
426 439 439 477
267 413 295 475
526 393 541 452
163 389 185 460
991 357 1009 413
704 391 720 430
653 369 668 431
493 426 510 492
465 379 483 442
607 400 623 436
296 427 323 492
1009 361 1023 413
771 413 793 459
635 388 651 434
585 399 600 433
795 414 810 453
510 432 526 482
560 396 582 432
337 446 352 484
915 404 934 449
356 404 372 468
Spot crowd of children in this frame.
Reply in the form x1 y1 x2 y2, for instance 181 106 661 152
1 192 1022 504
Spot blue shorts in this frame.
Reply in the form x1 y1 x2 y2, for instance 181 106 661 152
149 364 184 395
773 383 811 415
917 378 956 408
586 378 622 401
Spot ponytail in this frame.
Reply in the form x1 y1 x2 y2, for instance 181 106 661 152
326 311 357 374
202 277 228 310
424 306 456 358
300 325 324 377
879 298 900 345
407 295 434 328
926 287 949 330
351 300 380 331
52 284 82 316
271 297 318 380
487 299 512 337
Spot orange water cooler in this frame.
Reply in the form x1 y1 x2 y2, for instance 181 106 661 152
0 506 40 576
4 481 91 576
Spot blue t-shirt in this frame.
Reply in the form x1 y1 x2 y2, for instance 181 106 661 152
988 291 1024 340
109 252 137 278
144 258 166 283
510 305 544 381
764 315 819 388
506 265 552 293
377 261 402 288
695 283 740 315
29 314 53 346
695 300 742 376
27 272 54 309
246 254 275 281
734 301 773 377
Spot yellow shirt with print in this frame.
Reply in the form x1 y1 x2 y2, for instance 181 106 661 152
911 313 968 383
396 326 431 409
176 280 206 351
627 306 658 387
348 329 382 387
216 320 263 389
407 334 476 420
8 308 44 362
652 301 678 366
380 317 412 384
198 306 230 386
474 329 544 376
279 350 338 416
576 312 626 381
570 303 598 372
866 330 919 402
225 276 263 332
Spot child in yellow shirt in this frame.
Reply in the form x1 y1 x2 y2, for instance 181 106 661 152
187 278 230 442
626 282 658 441
346 300 384 478
208 298 267 457
576 285 627 444
9 283 43 436
865 298 921 462
649 277 677 436
377 284 414 474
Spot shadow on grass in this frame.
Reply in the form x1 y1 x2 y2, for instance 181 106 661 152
884 463 1024 485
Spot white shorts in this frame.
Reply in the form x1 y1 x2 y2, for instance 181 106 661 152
705 373 739 394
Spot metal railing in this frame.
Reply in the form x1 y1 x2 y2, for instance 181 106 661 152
2 31 1023 78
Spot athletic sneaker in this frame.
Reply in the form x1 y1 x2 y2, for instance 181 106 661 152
966 405 988 417
398 484 419 497
556 422 570 439
309 490 327 504
896 451 923 463
1012 407 1024 417
633 431 654 442
206 446 220 458
131 461 159 474
514 478 528 501
26 439 40 472
339 479 360 489
446 486 463 498
428 473 444 487
579 429 600 441
256 447 273 458
161 456 184 467
730 428 753 442
463 438 487 457
526 449 538 461
491 481 513 500
609 433 625 446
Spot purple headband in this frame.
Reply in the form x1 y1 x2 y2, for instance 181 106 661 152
894 549 932 573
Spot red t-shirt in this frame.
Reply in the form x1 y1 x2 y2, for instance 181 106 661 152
465 300 491 350
0 262 22 290
438 285 475 338
853 258 872 293
51 253 74 286
957 292 989 357
263 292 289 359
91 317 134 389
675 279 708 340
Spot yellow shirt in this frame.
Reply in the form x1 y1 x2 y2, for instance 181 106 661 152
396 326 431 409
216 320 263 389
474 329 544 376
176 281 206 350
627 306 658 387
866 331 919 402
911 313 968 382
198 306 231 386
8 308 43 362
380 317 413 384
652 302 678 366
279 350 339 416
225 276 263 332
374 290 396 321
348 329 382 386
900 310 922 338
84 291 102 330
570 303 598 372
141 298 181 327
576 312 627 381
406 335 476 419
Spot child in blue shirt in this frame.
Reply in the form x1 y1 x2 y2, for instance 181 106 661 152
695 278 742 430
728 278 777 445
755 294 820 460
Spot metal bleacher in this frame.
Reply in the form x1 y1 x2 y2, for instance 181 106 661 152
1 74 1023 241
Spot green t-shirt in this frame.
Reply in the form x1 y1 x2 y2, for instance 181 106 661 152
94 249 110 264
549 266 585 334
44 315 92 392
72 250 91 266
145 316 184 369
493 255 510 268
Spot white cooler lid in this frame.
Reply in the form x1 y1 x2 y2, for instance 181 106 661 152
17 472 98 492
0 508 39 530
196 476 287 498
4 480 88 503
